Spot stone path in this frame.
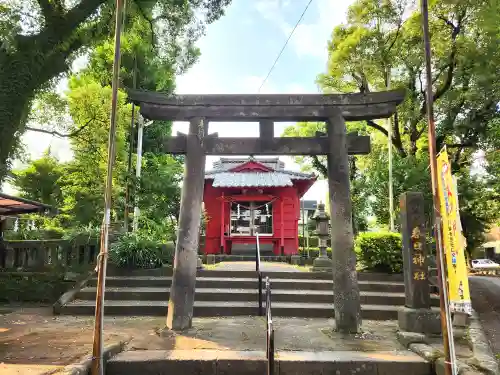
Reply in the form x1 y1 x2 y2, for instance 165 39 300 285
206 261 309 272
0 305 403 374
470 276 500 359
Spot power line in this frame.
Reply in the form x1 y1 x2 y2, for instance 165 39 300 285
258 0 314 93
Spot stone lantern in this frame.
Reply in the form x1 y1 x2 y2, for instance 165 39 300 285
312 202 333 272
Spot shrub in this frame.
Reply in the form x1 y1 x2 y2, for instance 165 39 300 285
3 227 65 240
0 271 71 303
355 231 403 273
110 233 172 269
298 247 332 259
298 236 320 248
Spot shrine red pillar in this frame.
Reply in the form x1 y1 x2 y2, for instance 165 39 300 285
220 194 225 254
280 199 284 255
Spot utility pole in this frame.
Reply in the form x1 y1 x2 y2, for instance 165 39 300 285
387 68 395 232
420 1 455 374
91 0 124 374
132 115 144 232
124 56 137 232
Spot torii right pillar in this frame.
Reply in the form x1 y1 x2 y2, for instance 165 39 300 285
327 109 361 333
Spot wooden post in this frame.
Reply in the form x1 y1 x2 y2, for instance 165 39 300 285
326 109 361 333
166 117 207 331
0 218 5 268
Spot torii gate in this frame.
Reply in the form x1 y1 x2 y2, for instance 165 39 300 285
128 89 405 333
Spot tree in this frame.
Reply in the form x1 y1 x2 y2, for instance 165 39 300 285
283 121 370 233
0 0 231 180
285 0 500 249
12 150 64 207
317 0 500 160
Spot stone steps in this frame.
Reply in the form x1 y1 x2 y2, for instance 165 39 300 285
196 270 404 281
57 270 425 320
106 349 432 375
60 299 402 319
87 276 406 293
76 286 439 307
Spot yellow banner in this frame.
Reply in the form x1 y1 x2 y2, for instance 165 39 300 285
437 150 472 314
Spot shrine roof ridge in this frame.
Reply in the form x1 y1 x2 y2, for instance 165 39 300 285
127 89 405 107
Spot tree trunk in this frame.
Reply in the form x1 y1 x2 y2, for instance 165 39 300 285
0 59 36 180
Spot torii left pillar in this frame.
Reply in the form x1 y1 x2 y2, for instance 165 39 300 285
166 117 207 330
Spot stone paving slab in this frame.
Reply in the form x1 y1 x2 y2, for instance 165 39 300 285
207 261 307 272
106 349 431 375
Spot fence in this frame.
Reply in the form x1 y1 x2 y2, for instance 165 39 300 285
0 239 99 270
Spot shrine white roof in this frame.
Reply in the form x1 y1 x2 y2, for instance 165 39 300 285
210 172 293 187
205 157 315 187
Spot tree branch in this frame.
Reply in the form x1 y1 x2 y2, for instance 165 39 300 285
37 0 63 21
366 119 407 157
445 142 476 148
366 119 388 137
311 156 327 178
25 117 95 138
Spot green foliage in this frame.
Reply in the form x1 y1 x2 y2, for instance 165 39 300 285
0 0 232 181
63 224 101 245
3 226 65 240
355 231 403 273
298 236 320 248
0 271 71 303
12 151 64 207
298 247 332 259
109 232 173 269
286 0 500 249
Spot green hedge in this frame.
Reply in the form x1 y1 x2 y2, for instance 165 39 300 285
355 231 403 273
298 247 332 259
0 271 72 303
298 236 333 248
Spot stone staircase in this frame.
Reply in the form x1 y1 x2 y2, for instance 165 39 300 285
57 269 439 319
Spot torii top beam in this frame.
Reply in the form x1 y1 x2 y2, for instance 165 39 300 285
127 89 405 122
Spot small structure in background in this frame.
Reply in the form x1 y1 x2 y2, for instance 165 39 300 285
202 157 316 256
312 202 332 272
298 199 317 236
0 192 55 268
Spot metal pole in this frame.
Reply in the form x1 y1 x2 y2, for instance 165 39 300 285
386 69 395 232
124 56 137 232
420 1 455 375
132 115 144 232
91 0 124 374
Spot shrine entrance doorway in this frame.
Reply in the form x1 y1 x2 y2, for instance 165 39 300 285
128 89 405 333
230 201 273 237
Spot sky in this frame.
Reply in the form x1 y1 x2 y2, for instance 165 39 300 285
9 0 356 200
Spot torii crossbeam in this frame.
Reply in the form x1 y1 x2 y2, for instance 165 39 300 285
128 89 405 333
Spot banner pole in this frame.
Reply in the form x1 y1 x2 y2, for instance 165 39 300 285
91 0 125 374
420 1 455 375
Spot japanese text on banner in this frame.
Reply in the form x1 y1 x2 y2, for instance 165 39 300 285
436 150 472 314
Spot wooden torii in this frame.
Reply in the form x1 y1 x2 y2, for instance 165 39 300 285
128 89 405 333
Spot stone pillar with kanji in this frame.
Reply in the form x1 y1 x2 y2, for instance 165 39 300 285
398 192 440 334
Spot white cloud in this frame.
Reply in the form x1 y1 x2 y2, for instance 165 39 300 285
255 0 353 59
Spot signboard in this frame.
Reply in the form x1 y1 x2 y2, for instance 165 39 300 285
436 150 472 314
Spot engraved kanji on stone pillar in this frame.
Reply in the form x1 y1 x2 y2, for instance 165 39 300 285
400 192 430 308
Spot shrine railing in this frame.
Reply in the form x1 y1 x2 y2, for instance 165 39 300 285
265 276 275 375
0 239 99 270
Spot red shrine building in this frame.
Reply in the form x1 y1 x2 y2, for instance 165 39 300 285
203 157 316 256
